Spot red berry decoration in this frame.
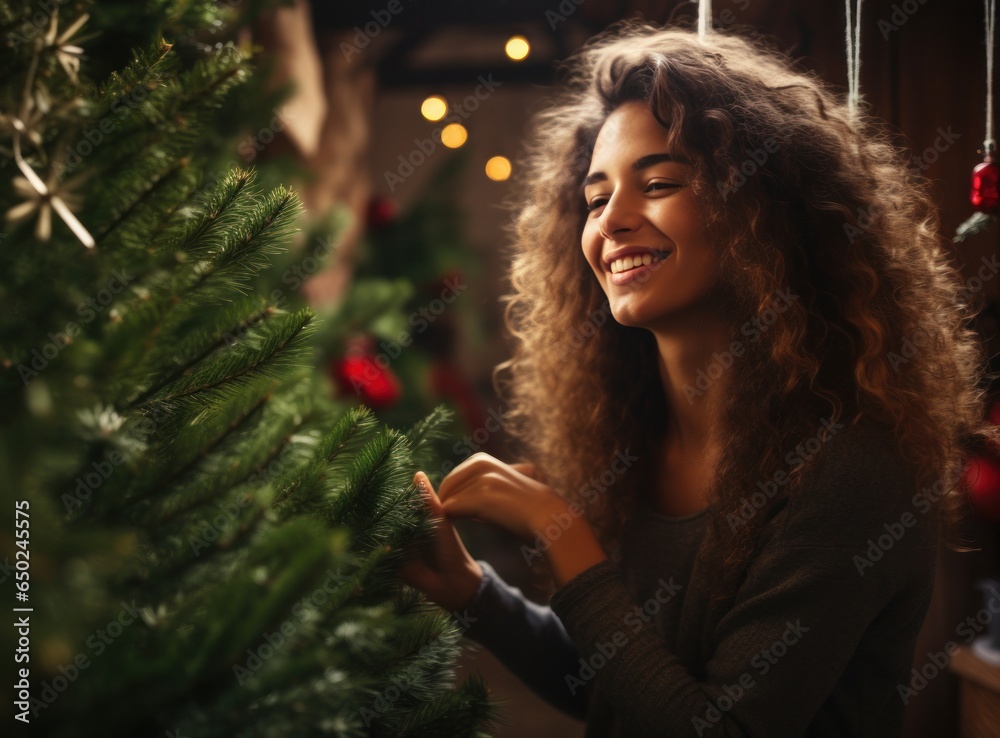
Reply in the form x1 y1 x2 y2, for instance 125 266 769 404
366 195 398 229
330 336 402 409
971 153 1000 213
963 455 1000 524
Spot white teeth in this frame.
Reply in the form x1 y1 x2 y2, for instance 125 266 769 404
609 252 668 274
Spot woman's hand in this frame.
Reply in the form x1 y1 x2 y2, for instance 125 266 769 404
397 471 485 613
399 453 608 607
435 453 608 587
435 453 563 539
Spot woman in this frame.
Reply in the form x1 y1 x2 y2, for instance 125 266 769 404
399 19 998 737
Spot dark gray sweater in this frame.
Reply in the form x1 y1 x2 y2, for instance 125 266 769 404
462 421 939 736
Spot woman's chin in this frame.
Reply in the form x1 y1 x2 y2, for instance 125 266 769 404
608 305 658 329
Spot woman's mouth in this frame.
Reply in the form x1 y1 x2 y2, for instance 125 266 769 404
608 251 672 286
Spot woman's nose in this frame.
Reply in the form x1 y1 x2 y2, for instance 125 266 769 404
598 193 641 239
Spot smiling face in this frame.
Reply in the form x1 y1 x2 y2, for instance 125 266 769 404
581 100 723 329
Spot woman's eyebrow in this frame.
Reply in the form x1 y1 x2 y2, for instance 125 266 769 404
582 152 690 190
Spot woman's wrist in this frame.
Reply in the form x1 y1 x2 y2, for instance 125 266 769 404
448 559 485 613
532 501 608 588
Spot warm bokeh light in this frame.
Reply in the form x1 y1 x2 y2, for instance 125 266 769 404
485 156 512 181
421 95 448 121
441 123 468 148
505 35 530 61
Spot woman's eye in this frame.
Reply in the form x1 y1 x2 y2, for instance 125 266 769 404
647 181 681 192
586 182 680 212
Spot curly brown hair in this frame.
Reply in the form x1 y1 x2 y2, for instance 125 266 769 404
493 19 1000 603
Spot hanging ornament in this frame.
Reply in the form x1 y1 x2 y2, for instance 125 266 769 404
329 335 402 409
366 195 397 230
972 147 1000 213
956 0 999 241
4 12 95 249
43 11 90 83
6 167 88 243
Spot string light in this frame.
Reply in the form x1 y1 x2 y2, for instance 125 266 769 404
440 123 468 148
485 156 511 181
420 95 447 121
505 35 530 61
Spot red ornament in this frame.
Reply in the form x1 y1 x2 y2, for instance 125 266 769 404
971 154 1000 213
330 336 402 409
366 195 398 229
963 455 1000 524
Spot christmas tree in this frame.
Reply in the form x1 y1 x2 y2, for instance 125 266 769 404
0 1 496 735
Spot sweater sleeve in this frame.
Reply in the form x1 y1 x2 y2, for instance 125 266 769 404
462 558 588 720
548 424 937 737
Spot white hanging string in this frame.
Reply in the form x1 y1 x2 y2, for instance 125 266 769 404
697 0 711 41
844 0 863 118
985 0 996 154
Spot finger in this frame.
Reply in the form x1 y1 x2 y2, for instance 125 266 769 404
439 463 537 504
413 471 445 517
436 452 504 501
437 457 534 504
511 462 537 479
441 492 486 520
437 469 508 504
